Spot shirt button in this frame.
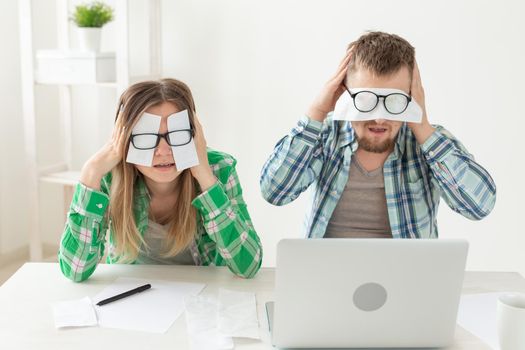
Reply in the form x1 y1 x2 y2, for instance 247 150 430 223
428 151 435 157
331 190 338 196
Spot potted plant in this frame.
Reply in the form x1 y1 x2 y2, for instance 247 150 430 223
71 1 114 52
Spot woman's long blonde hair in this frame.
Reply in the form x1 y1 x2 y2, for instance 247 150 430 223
110 78 197 262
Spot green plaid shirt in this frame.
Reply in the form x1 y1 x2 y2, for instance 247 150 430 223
59 149 262 282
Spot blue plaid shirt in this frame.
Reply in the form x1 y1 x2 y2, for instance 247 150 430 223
260 115 496 239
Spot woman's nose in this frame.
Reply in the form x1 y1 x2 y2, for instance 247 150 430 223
154 136 173 156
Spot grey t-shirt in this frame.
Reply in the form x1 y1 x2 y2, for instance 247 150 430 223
135 221 196 265
324 156 393 238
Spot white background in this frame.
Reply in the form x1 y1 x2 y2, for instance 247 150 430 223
1 0 524 274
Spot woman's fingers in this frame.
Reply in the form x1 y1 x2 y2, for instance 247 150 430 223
192 114 207 148
110 113 128 158
116 125 127 158
193 114 202 131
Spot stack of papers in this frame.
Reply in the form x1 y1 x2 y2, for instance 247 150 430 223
185 289 260 350
218 289 259 339
51 279 261 349
52 277 205 333
52 296 98 328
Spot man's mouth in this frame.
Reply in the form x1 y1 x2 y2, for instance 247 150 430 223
367 126 388 135
153 162 175 168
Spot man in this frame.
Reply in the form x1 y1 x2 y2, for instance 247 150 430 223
260 31 496 239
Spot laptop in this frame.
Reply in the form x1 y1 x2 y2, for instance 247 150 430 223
267 238 468 348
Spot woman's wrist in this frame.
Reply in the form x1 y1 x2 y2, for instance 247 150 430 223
193 166 217 191
79 162 104 191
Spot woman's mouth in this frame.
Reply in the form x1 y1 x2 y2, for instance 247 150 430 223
153 162 175 171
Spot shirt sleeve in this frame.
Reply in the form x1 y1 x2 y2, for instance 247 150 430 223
420 126 497 220
58 181 109 282
260 115 326 206
192 166 263 278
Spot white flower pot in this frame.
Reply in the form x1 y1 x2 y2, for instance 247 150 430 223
77 27 101 52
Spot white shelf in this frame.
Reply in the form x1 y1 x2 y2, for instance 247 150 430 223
35 81 118 88
40 171 80 186
130 74 162 83
34 75 161 88
19 0 163 261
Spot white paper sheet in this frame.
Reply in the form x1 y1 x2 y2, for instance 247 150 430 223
167 110 199 171
218 289 260 339
126 112 162 166
93 277 205 333
185 295 234 350
126 109 199 170
457 292 505 349
52 296 98 329
333 87 423 123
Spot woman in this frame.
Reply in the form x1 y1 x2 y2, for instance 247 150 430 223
58 78 262 282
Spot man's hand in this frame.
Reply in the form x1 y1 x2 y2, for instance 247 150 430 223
306 47 354 122
407 60 435 145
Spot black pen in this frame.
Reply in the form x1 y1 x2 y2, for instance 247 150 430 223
96 283 152 306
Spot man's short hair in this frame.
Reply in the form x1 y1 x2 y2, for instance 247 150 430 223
346 31 415 80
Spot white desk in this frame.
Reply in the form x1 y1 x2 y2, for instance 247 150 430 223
1 263 524 350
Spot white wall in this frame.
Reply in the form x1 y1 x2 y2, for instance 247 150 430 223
1 0 524 274
160 0 525 273
0 0 28 254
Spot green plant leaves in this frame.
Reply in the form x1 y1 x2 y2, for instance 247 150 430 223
71 1 114 28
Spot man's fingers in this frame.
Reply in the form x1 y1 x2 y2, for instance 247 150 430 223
410 62 420 93
335 52 352 75
413 60 422 84
332 65 349 87
335 46 354 75
331 50 353 89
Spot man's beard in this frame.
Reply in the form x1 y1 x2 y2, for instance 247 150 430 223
356 134 396 153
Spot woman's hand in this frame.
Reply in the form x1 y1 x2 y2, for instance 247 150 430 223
80 116 126 190
190 115 217 191
306 47 354 122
